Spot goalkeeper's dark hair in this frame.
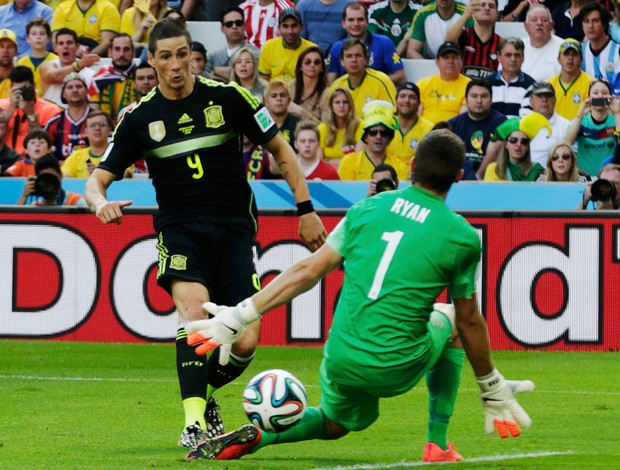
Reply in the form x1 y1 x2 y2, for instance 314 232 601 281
148 18 192 54
413 129 465 193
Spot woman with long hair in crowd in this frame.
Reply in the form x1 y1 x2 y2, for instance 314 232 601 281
484 127 544 181
288 47 329 123
539 142 590 182
566 79 620 177
230 46 267 101
317 87 363 167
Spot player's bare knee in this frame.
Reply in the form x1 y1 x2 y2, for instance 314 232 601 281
433 302 457 338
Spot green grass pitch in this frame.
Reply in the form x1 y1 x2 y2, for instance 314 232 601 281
0 341 618 469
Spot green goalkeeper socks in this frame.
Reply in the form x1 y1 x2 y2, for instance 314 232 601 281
252 407 329 452
426 346 465 450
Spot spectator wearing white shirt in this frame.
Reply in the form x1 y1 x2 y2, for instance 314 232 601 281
521 4 563 81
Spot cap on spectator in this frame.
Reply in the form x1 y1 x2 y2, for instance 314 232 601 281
0 29 17 47
437 41 461 57
559 38 581 56
397 81 420 99
278 8 302 24
61 72 87 104
530 81 555 96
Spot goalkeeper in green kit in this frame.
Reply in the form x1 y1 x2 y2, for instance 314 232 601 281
184 129 534 463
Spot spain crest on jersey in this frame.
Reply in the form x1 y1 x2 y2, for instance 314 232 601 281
204 105 225 129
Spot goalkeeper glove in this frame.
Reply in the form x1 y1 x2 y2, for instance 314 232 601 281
476 368 533 438
186 298 261 364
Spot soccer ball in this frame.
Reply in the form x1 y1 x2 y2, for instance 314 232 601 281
243 369 307 432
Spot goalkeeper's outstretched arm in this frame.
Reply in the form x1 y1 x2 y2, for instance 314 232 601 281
453 295 534 439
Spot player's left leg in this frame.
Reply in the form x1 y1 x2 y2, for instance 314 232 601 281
424 305 464 462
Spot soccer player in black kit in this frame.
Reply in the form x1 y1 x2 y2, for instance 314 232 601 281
85 18 327 450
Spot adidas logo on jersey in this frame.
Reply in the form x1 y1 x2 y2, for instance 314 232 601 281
178 113 193 124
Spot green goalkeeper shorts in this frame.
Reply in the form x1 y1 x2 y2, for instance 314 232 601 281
318 310 453 432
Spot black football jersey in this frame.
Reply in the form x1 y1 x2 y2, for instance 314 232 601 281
99 76 279 232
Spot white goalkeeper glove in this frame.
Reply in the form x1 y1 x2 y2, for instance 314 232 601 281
476 368 534 438
186 298 261 365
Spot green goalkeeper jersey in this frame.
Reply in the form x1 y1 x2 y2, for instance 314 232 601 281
324 185 480 392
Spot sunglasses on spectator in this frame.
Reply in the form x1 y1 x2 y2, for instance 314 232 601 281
303 58 322 66
552 153 571 161
507 137 529 145
367 128 390 137
224 20 244 28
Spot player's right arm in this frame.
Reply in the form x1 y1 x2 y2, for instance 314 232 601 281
85 168 132 224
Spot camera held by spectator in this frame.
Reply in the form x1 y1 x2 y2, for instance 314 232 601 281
579 164 620 210
17 154 86 206
368 163 399 197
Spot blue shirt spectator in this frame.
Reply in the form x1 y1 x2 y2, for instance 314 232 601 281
327 31 404 78
296 0 349 54
0 0 53 58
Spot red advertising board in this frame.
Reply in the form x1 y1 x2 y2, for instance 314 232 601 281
1 211 618 351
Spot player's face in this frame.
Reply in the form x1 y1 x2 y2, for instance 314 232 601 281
558 49 581 73
264 87 290 116
134 68 158 96
530 92 555 118
26 26 49 50
466 85 492 118
86 116 111 145
221 11 245 43
191 51 206 75
300 52 323 78
342 7 368 38
396 89 419 118
582 11 605 41
525 9 553 43
25 138 51 160
149 36 193 98
233 51 255 80
295 129 319 160
55 34 78 65
279 18 302 47
63 80 88 104
506 130 529 161
498 44 523 74
109 37 134 71
331 92 350 119
0 39 17 67
341 45 367 75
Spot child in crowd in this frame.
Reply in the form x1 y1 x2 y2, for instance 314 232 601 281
17 18 58 98
4 129 52 176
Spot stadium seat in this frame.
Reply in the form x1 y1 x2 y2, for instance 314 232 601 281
187 21 227 52
495 22 526 39
402 59 439 83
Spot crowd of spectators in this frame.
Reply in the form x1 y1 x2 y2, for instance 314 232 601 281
1 0 620 209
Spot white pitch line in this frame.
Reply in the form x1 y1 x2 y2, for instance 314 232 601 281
0 375 618 396
312 450 576 470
